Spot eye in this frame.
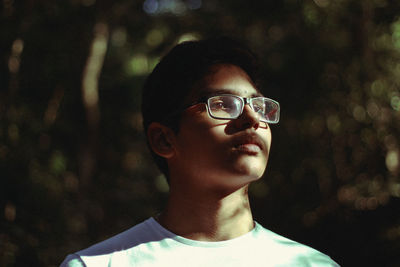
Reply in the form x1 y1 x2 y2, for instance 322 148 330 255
213 101 226 109
210 98 234 111
252 102 265 113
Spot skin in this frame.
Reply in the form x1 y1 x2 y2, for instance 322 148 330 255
148 64 272 241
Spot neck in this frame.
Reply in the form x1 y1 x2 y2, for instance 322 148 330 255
157 185 254 241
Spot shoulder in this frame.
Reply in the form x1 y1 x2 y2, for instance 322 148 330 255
60 218 162 267
253 222 340 266
78 218 158 255
59 254 85 267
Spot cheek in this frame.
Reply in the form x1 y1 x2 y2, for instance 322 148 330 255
266 131 272 151
269 135 272 154
193 128 227 155
176 125 228 162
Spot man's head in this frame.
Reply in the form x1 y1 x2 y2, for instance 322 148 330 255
141 37 261 181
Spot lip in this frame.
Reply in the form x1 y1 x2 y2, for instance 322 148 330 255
231 132 266 154
236 143 261 154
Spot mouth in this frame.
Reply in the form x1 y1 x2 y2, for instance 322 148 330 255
232 133 265 155
235 143 261 154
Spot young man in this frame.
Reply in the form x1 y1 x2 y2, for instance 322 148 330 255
61 37 339 266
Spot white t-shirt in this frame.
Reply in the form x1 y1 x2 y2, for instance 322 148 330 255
60 218 339 267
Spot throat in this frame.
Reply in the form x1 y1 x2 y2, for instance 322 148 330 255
158 186 254 241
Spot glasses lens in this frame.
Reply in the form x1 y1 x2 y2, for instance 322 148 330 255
252 98 279 123
208 95 242 119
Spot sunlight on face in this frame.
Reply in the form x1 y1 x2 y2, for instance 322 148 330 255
169 64 272 192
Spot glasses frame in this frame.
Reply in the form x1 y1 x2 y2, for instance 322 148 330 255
196 94 280 124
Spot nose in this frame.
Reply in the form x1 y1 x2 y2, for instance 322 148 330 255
234 104 260 130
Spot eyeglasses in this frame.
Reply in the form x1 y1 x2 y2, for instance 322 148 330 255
194 94 280 124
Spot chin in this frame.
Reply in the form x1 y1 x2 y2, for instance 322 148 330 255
233 157 266 176
227 168 265 187
225 173 263 192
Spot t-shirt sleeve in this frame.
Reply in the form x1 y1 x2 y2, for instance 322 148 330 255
60 254 86 267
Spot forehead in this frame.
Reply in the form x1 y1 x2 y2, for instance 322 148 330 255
187 64 262 102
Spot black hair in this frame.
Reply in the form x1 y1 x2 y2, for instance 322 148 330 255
141 37 260 181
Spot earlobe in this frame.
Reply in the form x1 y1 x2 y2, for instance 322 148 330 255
147 122 176 159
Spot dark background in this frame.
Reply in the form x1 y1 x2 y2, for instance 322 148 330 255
1 0 400 266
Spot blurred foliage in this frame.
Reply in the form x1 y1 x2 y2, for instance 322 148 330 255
1 0 400 266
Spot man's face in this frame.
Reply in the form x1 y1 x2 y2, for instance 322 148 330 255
168 64 272 193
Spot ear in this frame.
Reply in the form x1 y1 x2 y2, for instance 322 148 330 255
147 122 176 159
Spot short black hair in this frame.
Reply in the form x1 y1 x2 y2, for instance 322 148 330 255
141 37 260 180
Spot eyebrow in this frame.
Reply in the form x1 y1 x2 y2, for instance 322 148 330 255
199 88 263 98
